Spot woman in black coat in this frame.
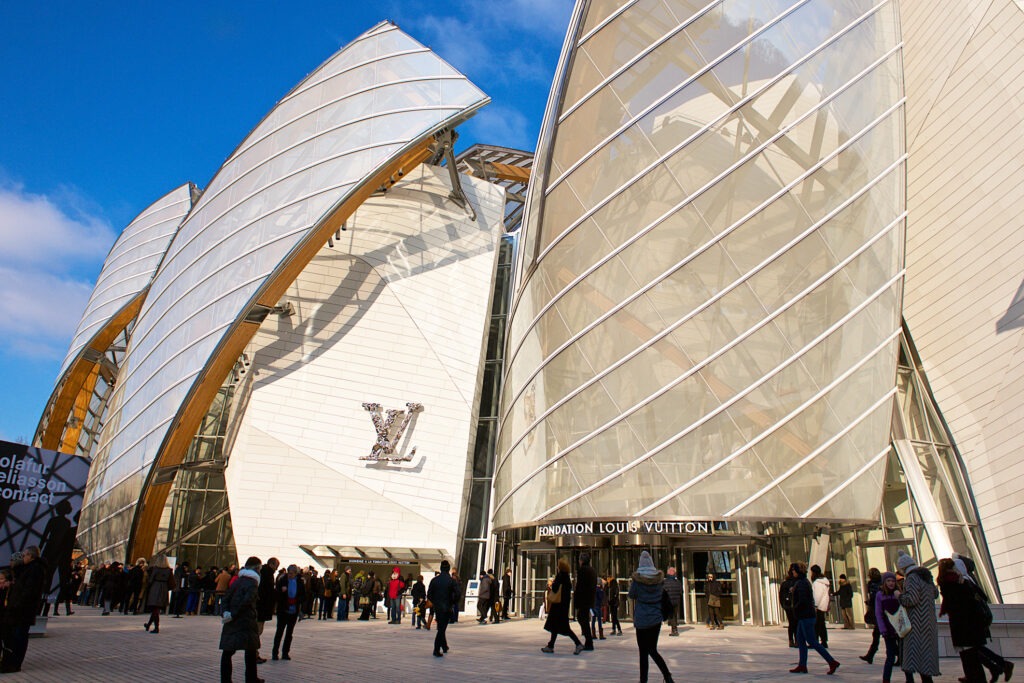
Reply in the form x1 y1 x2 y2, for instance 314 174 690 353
220 557 262 683
938 558 989 683
144 556 172 634
101 562 126 615
541 558 583 655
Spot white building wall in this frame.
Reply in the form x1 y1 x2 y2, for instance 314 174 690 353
901 0 1024 601
225 165 505 568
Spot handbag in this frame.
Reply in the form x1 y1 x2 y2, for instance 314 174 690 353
546 584 562 605
886 604 912 638
708 594 721 608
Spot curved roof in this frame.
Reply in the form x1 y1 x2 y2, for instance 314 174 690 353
80 21 489 553
59 183 194 376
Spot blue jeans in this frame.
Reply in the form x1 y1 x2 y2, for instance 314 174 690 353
797 617 836 668
883 632 899 681
389 598 401 622
336 598 348 620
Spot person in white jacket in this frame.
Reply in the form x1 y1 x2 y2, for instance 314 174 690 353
810 565 831 647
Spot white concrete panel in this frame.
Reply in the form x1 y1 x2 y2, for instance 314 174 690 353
901 0 1024 601
225 164 505 561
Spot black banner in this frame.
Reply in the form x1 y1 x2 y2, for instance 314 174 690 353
0 440 91 597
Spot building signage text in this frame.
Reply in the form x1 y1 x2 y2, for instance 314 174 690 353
538 520 722 536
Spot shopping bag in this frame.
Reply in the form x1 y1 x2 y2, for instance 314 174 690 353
886 605 912 638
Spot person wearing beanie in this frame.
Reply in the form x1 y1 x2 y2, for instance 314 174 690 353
788 561 840 676
219 555 263 683
875 571 903 683
628 551 674 683
940 557 1013 683
895 550 940 682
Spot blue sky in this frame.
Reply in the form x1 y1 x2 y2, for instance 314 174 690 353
0 1 572 444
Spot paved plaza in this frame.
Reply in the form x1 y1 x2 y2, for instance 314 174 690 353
4 606 1009 682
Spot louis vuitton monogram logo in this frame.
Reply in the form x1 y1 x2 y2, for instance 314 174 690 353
360 402 423 461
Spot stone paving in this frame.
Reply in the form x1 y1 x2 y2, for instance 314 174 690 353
4 606 1011 682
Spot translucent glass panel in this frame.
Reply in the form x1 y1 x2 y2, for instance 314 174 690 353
496 0 905 529
60 184 192 374
78 22 488 551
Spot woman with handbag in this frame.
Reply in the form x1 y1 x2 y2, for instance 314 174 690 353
875 571 903 683
541 558 583 655
937 558 988 683
628 551 675 683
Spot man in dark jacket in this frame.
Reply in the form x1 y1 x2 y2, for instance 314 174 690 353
255 557 279 664
220 556 262 683
789 561 840 675
272 564 305 661
780 570 798 647
476 571 491 624
427 560 458 657
574 552 597 650
4 546 45 673
664 566 683 636
336 566 352 621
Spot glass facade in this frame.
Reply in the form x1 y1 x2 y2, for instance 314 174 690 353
77 22 490 561
496 0 907 529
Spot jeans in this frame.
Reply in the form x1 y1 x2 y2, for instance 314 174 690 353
221 648 258 683
883 632 899 681
433 612 451 654
796 617 836 668
388 597 401 622
337 598 349 620
635 624 672 683
273 612 298 657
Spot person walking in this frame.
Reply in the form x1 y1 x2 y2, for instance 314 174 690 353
450 569 462 623
575 552 597 650
501 568 513 621
810 565 831 646
781 567 798 647
336 566 352 621
664 567 683 636
426 560 458 657
896 550 941 683
219 556 263 683
144 555 172 634
951 556 1014 682
937 558 988 683
837 574 855 629
477 570 492 624
255 557 279 664
124 558 146 614
788 561 840 675
860 567 883 663
606 573 623 636
706 573 724 630
628 551 675 683
411 575 426 629
2 547 45 673
541 558 584 655
591 577 606 640
272 564 304 661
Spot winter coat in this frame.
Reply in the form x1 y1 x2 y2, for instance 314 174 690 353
275 574 306 616
543 570 574 635
837 582 853 609
478 574 492 602
426 571 458 616
706 578 723 604
899 567 940 676
386 576 405 600
502 573 513 599
606 578 620 607
812 576 831 612
663 574 683 607
780 577 796 610
126 565 144 593
338 571 352 598
938 571 988 648
8 560 45 626
865 579 881 624
101 566 127 605
256 564 277 622
219 568 260 651
793 576 816 620
875 589 901 638
575 562 597 611
628 570 665 629
411 581 426 603
146 566 172 609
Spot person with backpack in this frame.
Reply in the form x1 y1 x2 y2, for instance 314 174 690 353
860 567 883 663
780 568 798 647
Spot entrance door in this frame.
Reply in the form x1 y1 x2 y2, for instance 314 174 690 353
685 548 741 624
521 550 556 619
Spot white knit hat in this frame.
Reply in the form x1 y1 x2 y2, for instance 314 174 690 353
896 550 917 572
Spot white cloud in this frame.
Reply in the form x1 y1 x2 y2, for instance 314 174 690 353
0 184 116 268
0 184 115 359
